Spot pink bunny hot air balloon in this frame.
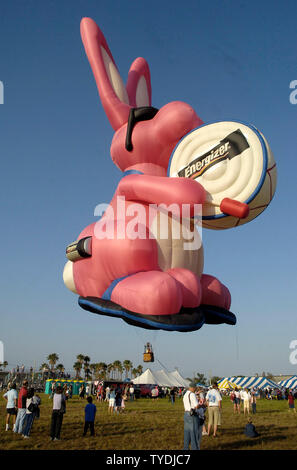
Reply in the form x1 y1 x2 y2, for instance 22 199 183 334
63 18 244 331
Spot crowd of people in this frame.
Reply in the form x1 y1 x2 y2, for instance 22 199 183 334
182 381 262 450
182 382 297 450
2 379 296 447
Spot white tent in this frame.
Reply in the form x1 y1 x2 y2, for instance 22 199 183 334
170 370 191 388
132 369 159 385
132 368 189 387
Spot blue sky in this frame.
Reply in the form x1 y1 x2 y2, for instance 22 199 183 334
1 0 297 380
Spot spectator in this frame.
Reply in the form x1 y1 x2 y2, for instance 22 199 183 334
242 388 251 416
83 396 96 436
129 384 135 401
79 384 85 400
14 380 28 434
234 388 241 414
3 383 18 431
50 381 55 399
197 395 207 438
250 391 257 414
230 390 235 405
62 383 68 399
288 390 296 413
121 395 126 413
151 386 159 400
205 383 222 438
50 386 66 441
115 389 122 414
183 382 200 450
23 388 41 438
108 387 116 414
244 417 260 438
170 388 176 405
85 384 90 397
105 386 110 402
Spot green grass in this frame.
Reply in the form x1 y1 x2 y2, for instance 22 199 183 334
1 394 297 450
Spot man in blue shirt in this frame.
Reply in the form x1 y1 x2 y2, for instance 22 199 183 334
83 396 96 436
244 417 259 438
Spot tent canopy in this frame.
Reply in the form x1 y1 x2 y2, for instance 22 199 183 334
278 376 297 389
218 379 238 390
218 376 280 390
132 368 189 387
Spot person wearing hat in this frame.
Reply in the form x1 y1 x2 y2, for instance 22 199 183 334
182 382 201 450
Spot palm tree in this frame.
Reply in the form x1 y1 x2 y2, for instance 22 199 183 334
118 364 123 381
83 356 91 380
56 364 65 377
123 360 133 379
40 363 49 380
132 368 139 378
107 363 114 380
73 361 82 379
137 365 143 375
76 354 85 364
97 362 108 380
90 363 98 379
113 360 122 380
47 353 59 371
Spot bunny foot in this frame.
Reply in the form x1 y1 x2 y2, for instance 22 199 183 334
200 274 231 310
110 271 183 316
166 268 202 308
78 270 236 332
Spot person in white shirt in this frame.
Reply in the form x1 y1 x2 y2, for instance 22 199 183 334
50 386 66 441
206 383 222 437
241 388 251 415
129 385 135 401
183 382 201 450
3 383 18 431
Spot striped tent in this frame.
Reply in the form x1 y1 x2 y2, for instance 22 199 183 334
218 378 238 390
219 376 280 389
278 376 297 389
218 377 243 387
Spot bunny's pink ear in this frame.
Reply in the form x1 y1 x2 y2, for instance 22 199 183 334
80 18 131 131
126 57 152 108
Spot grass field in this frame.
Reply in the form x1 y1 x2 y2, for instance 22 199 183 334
1 394 297 450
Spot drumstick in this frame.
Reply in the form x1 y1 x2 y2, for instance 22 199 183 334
205 197 250 219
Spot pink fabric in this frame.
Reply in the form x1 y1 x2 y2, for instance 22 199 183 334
166 268 202 308
200 274 231 309
66 18 233 317
111 271 183 316
111 101 203 171
126 57 152 107
118 174 206 215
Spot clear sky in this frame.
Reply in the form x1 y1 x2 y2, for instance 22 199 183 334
1 0 297 380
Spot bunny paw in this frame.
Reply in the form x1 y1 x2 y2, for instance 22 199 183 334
78 270 236 332
200 274 231 310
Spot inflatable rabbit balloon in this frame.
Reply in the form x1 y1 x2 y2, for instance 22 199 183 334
63 18 276 332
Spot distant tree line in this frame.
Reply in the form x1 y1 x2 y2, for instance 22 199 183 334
40 353 143 381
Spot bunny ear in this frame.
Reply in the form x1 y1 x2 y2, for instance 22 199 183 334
126 57 152 107
80 18 131 130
